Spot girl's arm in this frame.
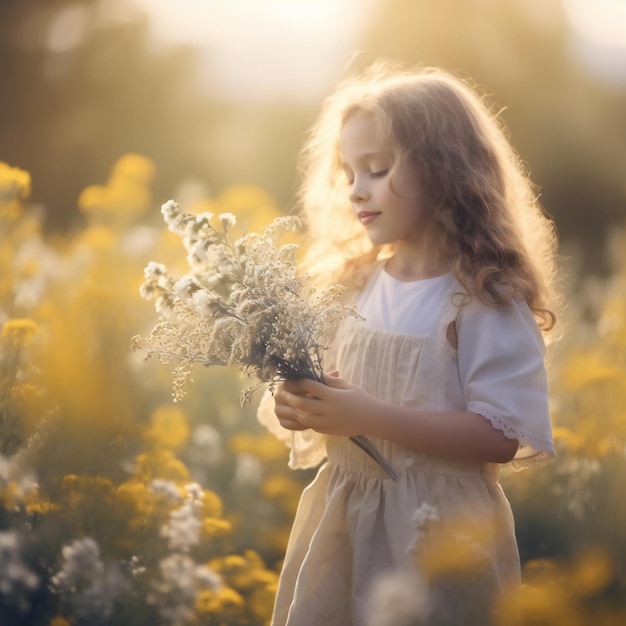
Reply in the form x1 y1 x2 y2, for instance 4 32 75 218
274 375 519 464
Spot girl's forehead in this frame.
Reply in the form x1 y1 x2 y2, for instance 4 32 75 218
339 112 393 156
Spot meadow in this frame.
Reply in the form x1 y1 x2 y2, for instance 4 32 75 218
1 155 624 625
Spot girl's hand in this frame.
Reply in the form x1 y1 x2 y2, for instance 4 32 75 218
273 380 311 431
274 372 380 437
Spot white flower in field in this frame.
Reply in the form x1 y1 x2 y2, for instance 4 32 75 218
0 455 37 501
186 426 224 483
129 555 147 577
148 553 221 625
367 569 427 626
196 565 222 590
234 453 264 486
409 503 439 553
160 485 204 552
74 564 129 623
150 479 183 504
185 482 204 501
0 531 39 610
52 537 105 591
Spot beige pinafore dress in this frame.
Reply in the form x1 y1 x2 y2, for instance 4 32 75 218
258 263 554 626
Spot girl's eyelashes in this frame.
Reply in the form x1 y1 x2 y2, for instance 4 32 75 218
342 169 389 185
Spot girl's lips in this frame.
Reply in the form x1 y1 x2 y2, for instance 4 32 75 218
357 211 381 225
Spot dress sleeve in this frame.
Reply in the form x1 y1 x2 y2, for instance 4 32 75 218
456 297 555 470
256 387 328 470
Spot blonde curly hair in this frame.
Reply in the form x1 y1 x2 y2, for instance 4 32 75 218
296 61 560 332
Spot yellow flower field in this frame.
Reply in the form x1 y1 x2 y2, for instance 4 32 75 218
0 156 624 625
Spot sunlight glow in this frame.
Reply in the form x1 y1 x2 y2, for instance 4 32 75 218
130 0 375 102
562 0 626 48
561 0 626 83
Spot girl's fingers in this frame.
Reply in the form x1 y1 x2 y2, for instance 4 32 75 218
282 379 310 394
284 390 321 413
275 401 310 430
320 372 349 389
278 417 309 431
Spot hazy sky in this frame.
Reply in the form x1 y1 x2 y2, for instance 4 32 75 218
131 0 376 102
127 0 626 99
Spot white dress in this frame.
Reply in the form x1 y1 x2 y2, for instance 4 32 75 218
257 262 555 626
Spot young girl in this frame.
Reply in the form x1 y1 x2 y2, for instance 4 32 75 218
257 62 559 626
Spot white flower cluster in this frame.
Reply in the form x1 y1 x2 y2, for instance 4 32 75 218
51 537 105 591
159 482 204 552
366 568 428 626
51 537 129 622
133 200 358 404
0 531 39 612
147 553 221 625
408 503 439 554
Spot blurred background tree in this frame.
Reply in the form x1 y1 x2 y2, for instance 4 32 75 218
0 0 624 272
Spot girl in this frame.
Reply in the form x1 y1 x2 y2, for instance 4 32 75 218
257 62 559 626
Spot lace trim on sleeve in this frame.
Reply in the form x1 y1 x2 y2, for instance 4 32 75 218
467 400 556 471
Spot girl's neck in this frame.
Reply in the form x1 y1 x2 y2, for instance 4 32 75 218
384 244 451 282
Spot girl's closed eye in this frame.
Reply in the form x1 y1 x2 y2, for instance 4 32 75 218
370 169 388 178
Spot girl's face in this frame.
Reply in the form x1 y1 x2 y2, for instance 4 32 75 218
339 112 427 248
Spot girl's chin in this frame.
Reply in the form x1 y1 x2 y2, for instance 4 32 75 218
363 230 394 246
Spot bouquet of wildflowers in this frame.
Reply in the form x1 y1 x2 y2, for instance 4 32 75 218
133 200 398 480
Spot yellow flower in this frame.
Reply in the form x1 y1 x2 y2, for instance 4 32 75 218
202 517 232 538
261 474 303 516
570 548 613 597
49 618 71 626
209 551 274 591
78 185 109 214
216 185 282 234
134 449 190 484
62 475 116 501
249 579 279 622
0 161 31 200
195 589 221 615
110 153 156 184
216 586 245 611
75 224 117 251
201 489 223 518
562 350 620 389
494 582 582 626
146 406 190 450
1 318 37 345
24 486 60 515
115 479 153 515
78 154 154 226
194 586 245 616
254 433 291 462
0 481 21 509
552 426 584 451
229 432 256 455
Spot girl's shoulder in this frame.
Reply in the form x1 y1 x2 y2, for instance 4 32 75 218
454 287 546 353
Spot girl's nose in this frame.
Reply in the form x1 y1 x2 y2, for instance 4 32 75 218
349 179 370 203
